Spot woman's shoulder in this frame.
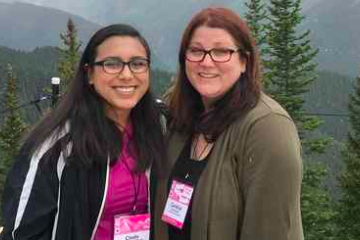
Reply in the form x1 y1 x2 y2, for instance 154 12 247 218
20 122 71 165
241 92 293 125
227 92 296 142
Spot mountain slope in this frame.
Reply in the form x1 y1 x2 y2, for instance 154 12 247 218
0 0 359 76
303 0 360 77
0 2 101 50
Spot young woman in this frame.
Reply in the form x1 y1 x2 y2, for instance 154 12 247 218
1 24 166 240
152 7 303 240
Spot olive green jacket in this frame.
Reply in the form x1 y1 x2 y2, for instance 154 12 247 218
153 93 304 240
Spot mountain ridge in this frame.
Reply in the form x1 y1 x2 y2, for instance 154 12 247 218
0 1 101 50
0 0 359 76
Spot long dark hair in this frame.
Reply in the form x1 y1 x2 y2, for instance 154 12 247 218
166 7 262 141
24 24 166 175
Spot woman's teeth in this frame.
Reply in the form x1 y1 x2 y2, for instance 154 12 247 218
199 72 217 78
114 86 136 93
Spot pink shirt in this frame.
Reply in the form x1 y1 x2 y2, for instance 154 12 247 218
94 124 148 240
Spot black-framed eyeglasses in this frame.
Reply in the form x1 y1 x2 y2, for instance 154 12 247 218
92 57 150 74
185 47 241 63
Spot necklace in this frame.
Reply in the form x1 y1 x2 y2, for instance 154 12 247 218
191 134 211 160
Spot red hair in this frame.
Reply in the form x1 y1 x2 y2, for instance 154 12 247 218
167 7 262 140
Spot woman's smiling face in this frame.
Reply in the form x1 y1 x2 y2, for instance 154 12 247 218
185 26 246 108
89 36 149 124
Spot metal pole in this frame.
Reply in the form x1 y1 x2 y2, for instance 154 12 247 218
51 77 60 108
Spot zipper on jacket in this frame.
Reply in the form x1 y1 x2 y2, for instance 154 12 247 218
90 158 110 240
146 168 151 216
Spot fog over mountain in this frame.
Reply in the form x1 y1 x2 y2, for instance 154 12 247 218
303 0 360 77
3 0 326 22
1 0 359 76
0 2 101 49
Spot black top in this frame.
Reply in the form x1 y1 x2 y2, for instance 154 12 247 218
167 138 209 240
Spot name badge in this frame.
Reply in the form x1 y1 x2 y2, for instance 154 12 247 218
114 213 150 240
161 179 194 229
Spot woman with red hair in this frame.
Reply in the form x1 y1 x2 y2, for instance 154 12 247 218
151 7 303 240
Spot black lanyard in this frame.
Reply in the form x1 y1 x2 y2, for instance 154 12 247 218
123 157 141 214
121 127 142 214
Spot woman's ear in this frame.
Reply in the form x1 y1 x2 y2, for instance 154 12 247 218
240 58 247 74
84 64 93 85
240 51 250 74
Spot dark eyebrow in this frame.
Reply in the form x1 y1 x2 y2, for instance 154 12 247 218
101 56 148 62
129 56 148 61
99 56 121 62
188 44 204 49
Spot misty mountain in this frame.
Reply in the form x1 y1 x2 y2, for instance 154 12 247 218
3 0 325 24
0 0 359 76
0 2 101 50
303 0 360 77
24 0 358 76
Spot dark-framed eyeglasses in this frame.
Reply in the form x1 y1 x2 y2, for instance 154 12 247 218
92 57 150 74
185 47 241 63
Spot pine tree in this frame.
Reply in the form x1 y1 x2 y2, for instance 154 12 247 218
265 0 326 154
58 18 81 92
0 64 27 224
301 163 336 240
245 0 269 88
337 66 360 240
245 0 267 49
264 0 335 239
